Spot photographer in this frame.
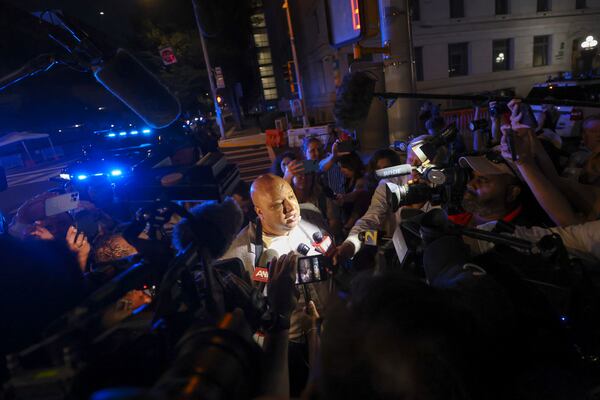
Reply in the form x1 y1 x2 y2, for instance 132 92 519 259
499 110 600 226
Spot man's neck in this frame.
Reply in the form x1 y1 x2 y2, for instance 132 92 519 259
262 226 292 238
471 205 516 226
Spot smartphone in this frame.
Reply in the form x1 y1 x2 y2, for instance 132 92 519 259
302 159 320 174
45 192 80 217
73 210 99 242
518 103 538 129
296 255 330 285
337 140 356 153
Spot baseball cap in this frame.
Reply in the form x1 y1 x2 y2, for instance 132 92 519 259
459 151 519 179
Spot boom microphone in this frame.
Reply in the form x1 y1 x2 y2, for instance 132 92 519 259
172 198 244 260
95 49 181 128
333 71 376 131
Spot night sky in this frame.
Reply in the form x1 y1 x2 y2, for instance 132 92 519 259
0 1 245 136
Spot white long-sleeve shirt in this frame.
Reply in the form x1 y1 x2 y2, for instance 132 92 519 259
344 177 435 256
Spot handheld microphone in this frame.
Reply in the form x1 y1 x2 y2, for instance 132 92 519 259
312 231 334 257
375 164 414 179
296 243 310 256
253 248 279 292
358 230 384 246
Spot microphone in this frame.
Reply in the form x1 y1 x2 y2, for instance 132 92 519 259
253 248 279 292
333 71 377 131
296 243 310 256
312 231 334 257
358 230 384 246
94 49 181 128
375 164 414 179
172 198 244 260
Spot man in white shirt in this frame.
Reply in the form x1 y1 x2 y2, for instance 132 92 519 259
221 174 331 342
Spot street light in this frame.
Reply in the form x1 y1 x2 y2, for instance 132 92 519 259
581 35 598 49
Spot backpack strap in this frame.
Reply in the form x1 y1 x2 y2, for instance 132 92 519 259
254 217 263 268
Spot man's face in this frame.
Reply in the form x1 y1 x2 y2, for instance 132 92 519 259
462 171 519 217
254 179 300 235
376 157 393 171
406 148 423 182
305 141 320 161
583 120 600 152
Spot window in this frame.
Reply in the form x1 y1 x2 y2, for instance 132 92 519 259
259 65 274 77
414 46 424 81
495 0 509 15
263 88 278 100
537 0 551 12
411 0 420 21
261 77 276 89
492 39 511 71
448 42 468 77
450 0 464 18
250 13 266 28
253 33 270 47
257 49 272 65
533 35 550 67
576 0 586 9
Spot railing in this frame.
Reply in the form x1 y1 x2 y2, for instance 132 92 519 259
441 107 489 131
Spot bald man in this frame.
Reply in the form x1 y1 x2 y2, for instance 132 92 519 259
221 174 331 387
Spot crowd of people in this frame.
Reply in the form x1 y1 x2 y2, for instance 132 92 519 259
1 97 600 399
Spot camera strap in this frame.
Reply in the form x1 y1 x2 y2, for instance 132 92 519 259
254 217 263 268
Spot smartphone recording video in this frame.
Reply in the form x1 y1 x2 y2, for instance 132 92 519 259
296 255 330 285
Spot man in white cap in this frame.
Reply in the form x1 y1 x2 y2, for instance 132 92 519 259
450 151 545 228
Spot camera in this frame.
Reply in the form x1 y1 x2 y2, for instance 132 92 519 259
469 119 489 132
489 101 509 118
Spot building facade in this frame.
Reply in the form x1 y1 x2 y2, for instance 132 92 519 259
289 0 600 124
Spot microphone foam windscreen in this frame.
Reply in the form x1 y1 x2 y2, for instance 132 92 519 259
333 71 376 131
95 48 181 128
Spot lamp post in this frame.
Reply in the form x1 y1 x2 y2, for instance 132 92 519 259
283 0 309 127
580 35 598 77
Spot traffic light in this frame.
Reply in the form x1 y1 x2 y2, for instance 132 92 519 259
282 61 296 94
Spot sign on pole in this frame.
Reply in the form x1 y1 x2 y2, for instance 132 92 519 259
159 47 177 65
215 67 226 89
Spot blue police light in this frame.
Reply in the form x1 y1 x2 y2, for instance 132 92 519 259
77 174 88 180
142 128 151 134
107 133 116 138
110 169 123 177
119 131 127 136
130 130 139 135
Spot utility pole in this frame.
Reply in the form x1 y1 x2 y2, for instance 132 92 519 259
379 0 416 141
283 0 309 127
191 0 226 139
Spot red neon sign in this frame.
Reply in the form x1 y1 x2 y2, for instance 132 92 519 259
351 0 360 30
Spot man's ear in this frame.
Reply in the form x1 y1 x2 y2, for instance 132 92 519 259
254 206 263 219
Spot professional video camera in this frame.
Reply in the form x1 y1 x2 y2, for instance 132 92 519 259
375 124 470 214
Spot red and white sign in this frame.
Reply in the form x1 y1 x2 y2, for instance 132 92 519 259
252 267 269 283
159 47 177 66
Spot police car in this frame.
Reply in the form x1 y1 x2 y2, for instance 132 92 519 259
527 78 600 137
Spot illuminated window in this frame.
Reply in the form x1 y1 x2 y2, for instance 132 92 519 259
492 39 511 71
264 88 278 100
251 13 266 28
257 49 272 65
261 77 276 89
259 65 274 77
253 33 270 47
